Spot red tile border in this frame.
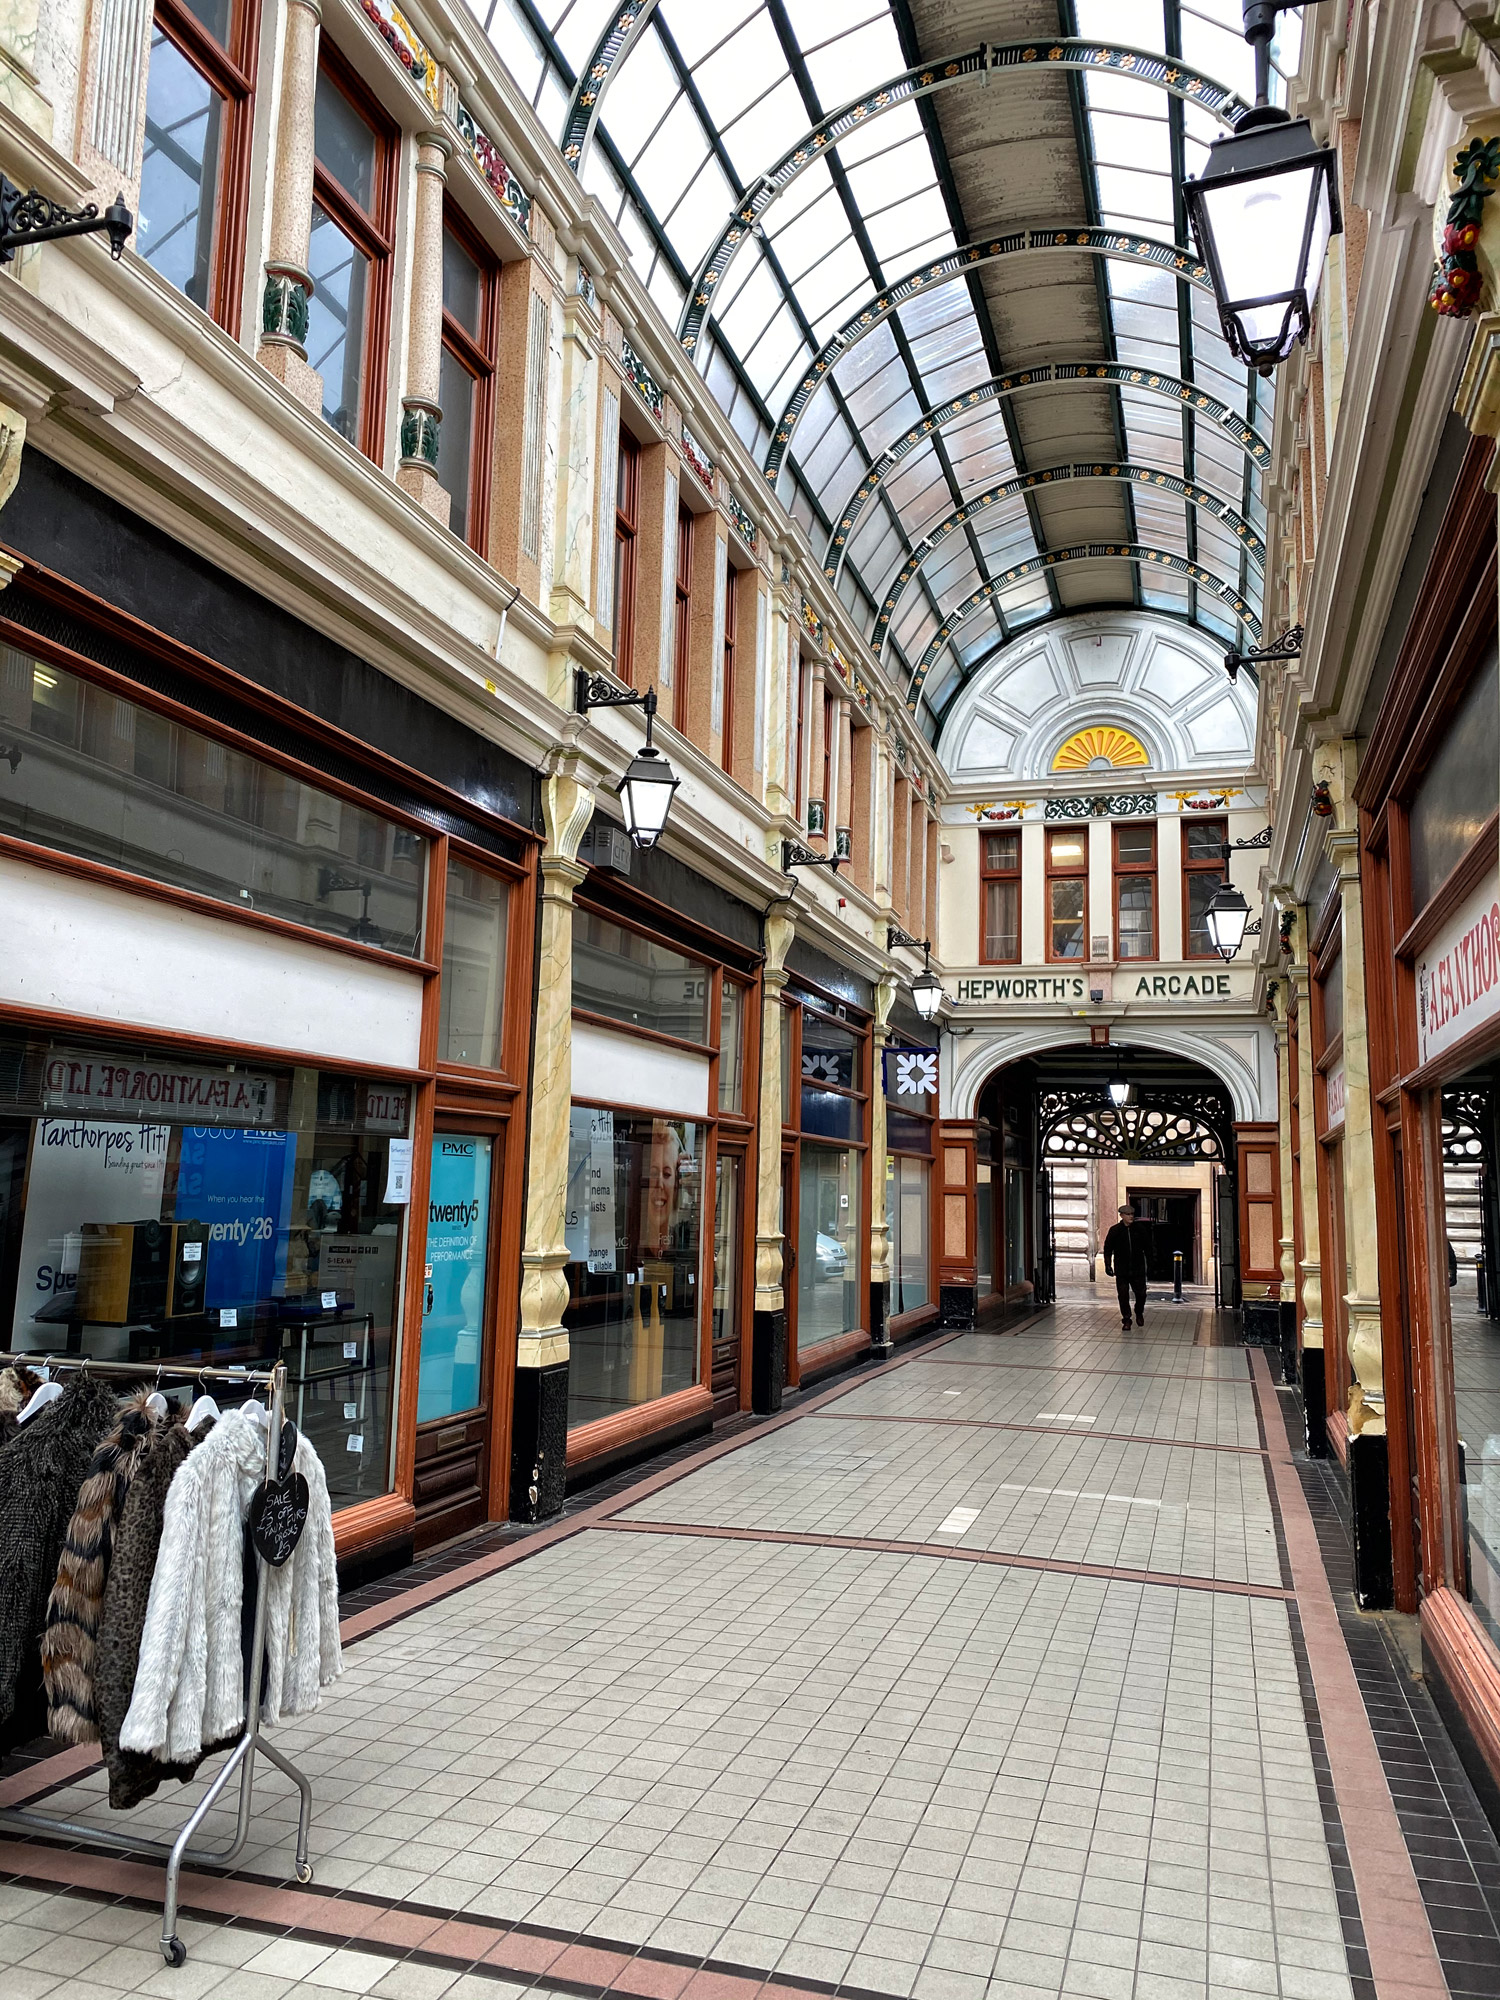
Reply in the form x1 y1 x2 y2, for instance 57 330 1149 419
592 1514 1295 1599
1247 1346 1448 2000
806 1412 1269 1454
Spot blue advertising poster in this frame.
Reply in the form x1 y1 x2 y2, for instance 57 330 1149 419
173 1128 298 1308
416 1134 491 1423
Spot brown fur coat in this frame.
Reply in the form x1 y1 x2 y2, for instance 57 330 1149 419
42 1392 163 1743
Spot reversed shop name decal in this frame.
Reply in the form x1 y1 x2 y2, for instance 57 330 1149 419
1418 885 1500 1066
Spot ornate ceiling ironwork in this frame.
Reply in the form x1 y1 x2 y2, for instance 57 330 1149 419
1044 792 1158 820
812 364 1271 567
1040 1087 1235 1164
766 235 1212 488
677 40 1247 354
865 465 1264 649
1443 1087 1494 1171
908 548 1261 706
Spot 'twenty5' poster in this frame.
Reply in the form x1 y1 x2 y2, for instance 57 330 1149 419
173 1127 298 1308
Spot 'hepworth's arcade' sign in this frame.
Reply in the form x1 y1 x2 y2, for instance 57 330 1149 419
951 970 1238 1004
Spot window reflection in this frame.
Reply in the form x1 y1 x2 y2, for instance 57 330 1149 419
307 203 369 444
138 29 223 309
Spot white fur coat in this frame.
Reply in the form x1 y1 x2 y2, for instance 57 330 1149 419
120 1409 342 1761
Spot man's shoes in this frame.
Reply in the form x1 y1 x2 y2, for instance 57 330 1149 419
1121 1318 1132 1332
1135 1311 1145 1326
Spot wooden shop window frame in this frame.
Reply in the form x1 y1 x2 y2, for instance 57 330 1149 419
672 504 693 733
1182 814 1229 959
780 988 872 1386
613 428 641 685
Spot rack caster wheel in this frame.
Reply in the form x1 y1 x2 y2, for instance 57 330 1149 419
162 1937 187 1968
295 1860 314 1884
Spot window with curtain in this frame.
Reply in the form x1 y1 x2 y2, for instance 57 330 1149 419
981 829 1021 962
1114 823 1157 959
1046 828 1088 960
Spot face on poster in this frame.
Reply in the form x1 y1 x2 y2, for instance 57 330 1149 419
11 1120 170 1344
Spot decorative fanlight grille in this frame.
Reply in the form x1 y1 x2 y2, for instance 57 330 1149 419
1442 1087 1493 1170
1039 1087 1234 1163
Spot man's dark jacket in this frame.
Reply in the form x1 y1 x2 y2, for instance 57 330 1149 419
1103 1220 1150 1279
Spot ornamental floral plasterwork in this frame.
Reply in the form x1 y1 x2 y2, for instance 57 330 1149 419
453 102 532 229
359 0 440 110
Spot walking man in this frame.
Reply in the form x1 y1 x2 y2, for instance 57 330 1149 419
1103 1202 1150 1331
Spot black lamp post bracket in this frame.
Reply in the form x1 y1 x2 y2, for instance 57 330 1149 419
0 179 133 263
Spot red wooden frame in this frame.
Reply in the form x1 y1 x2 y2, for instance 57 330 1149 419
312 46 398 464
439 203 499 556
980 825 1021 965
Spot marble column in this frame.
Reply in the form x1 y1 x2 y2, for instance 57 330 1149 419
805 662 828 841
1291 945 1326 1453
1328 813 1384 1433
258 0 324 415
834 696 853 862
510 762 596 1521
1273 981 1299 1352
752 905 795 1411
397 130 452 526
869 974 896 1357
764 578 796 818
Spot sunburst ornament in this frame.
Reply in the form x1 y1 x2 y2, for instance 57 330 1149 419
1051 726 1149 772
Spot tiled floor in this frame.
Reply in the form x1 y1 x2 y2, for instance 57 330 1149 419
0 1297 1466 1999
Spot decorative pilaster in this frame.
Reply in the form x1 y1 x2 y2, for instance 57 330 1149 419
510 761 596 1521
752 904 796 1412
805 660 827 840
257 0 324 415
397 130 452 525
1290 947 1326 1455
869 974 897 1357
549 286 602 632
835 697 853 862
1328 809 1384 1434
1272 982 1299 1370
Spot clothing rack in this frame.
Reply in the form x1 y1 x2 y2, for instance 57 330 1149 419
0 1352 314 1968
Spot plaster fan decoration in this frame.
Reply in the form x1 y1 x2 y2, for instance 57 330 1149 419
1051 726 1149 773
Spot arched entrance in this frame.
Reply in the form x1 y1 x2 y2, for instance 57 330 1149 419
969 1043 1240 1321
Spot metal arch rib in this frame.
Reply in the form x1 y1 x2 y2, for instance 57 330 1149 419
908 545 1261 707
561 3 662 170
871 465 1264 654
768 232 1212 491
678 40 1248 355
825 365 1271 582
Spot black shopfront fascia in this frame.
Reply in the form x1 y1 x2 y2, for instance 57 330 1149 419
0 452 537 852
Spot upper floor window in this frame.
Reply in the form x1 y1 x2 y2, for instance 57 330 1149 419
1407 644 1498 914
981 829 1020 963
138 0 256 328
436 218 497 552
613 432 640 684
1114 823 1156 959
308 59 396 459
1046 828 1087 960
1184 817 1228 957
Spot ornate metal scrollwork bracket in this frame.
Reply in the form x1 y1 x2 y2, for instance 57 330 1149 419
0 179 133 263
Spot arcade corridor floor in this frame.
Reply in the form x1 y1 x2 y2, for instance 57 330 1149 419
1 1300 1496 2000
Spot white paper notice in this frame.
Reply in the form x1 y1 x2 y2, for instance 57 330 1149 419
219 1307 238 1328
346 1434 364 1453
343 1340 358 1359
343 1402 358 1421
383 1138 414 1204
321 1290 338 1309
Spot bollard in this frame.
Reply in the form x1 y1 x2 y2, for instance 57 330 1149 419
1173 1249 1183 1301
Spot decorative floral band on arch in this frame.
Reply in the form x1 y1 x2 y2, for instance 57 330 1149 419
866 463 1265 653
765 232 1213 490
674 40 1248 356
820 365 1272 587
907 548 1262 708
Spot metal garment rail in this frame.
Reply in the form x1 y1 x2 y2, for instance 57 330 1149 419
0 1352 315 1968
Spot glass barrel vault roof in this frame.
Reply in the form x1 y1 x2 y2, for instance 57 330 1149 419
464 0 1299 743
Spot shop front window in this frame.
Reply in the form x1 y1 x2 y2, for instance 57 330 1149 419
0 1030 410 1506
712 1153 741 1354
439 858 509 1067
564 1109 703 1426
798 1142 860 1349
1439 1077 1500 1648
0 648 427 952
572 909 708 1042
415 1133 490 1423
1408 651 1498 911
719 979 744 1112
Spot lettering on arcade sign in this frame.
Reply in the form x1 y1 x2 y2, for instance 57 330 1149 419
952 971 1235 1004
1417 875 1500 1067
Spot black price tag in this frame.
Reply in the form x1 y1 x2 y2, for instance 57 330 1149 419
249 1419 308 1566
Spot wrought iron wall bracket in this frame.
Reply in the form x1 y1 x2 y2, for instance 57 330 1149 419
887 924 928 953
783 838 844 874
0 179 133 263
1224 624 1302 682
575 668 652 715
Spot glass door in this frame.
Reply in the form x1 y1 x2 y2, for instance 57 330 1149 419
414 1129 496 1546
711 1149 744 1416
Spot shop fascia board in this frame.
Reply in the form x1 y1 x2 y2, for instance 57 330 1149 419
9 246 568 765
1293 213 1466 741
